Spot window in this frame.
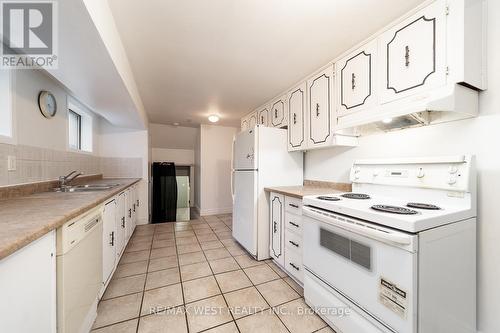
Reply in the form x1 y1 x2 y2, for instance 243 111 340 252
68 110 81 150
67 98 93 152
0 70 12 141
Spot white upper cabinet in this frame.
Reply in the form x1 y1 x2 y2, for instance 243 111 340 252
379 0 447 103
270 95 287 128
307 66 334 148
258 105 270 126
337 40 378 115
248 111 258 129
287 82 307 151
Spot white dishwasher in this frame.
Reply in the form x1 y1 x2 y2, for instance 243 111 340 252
57 207 103 333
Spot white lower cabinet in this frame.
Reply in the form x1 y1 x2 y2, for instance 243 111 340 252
270 192 285 267
116 191 127 257
0 231 56 333
270 193 304 284
102 199 117 286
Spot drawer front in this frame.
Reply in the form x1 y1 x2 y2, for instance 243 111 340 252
285 196 302 215
286 213 303 234
285 228 302 254
285 247 303 283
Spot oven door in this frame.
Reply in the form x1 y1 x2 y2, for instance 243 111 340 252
303 207 418 333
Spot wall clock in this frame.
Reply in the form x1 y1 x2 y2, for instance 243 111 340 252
38 91 57 118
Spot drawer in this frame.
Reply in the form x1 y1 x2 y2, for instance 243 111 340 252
285 247 303 283
285 228 302 254
285 196 303 215
285 213 303 234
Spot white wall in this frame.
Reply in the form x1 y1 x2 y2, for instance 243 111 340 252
152 148 194 165
198 124 238 215
149 123 198 149
305 2 499 331
194 128 201 211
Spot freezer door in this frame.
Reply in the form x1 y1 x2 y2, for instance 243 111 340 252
233 128 257 170
232 170 258 256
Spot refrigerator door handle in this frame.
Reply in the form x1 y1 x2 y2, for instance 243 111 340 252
231 170 235 202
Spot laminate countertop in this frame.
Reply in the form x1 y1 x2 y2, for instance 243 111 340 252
264 185 348 199
0 178 140 260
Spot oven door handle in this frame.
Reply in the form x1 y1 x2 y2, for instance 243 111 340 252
303 206 413 246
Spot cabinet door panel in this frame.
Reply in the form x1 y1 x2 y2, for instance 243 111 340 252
259 107 269 126
116 192 126 257
379 0 446 103
270 193 284 266
103 200 116 285
248 111 258 128
287 82 306 151
271 96 287 128
337 40 377 115
308 66 333 147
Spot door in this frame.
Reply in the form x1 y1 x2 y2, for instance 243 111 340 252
270 192 284 266
308 66 333 148
116 192 126 257
259 107 269 126
337 40 377 115
102 200 116 285
287 82 307 151
379 0 446 103
271 96 286 128
248 111 258 128
232 171 258 256
233 128 257 170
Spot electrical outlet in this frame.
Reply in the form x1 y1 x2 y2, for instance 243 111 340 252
7 155 16 171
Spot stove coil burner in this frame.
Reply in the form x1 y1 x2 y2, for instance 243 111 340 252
341 193 371 200
371 205 419 215
407 203 441 210
316 196 341 201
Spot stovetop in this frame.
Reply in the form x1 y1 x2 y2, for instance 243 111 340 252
303 192 474 233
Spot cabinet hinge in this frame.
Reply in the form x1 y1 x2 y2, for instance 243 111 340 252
445 5 450 15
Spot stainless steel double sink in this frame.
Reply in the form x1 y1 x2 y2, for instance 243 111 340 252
54 183 120 193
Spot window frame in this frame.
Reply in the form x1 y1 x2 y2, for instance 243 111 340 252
68 109 82 151
0 70 16 145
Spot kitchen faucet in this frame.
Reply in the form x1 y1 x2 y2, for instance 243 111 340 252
59 170 83 188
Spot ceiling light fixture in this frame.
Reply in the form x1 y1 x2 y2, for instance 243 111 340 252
208 114 220 123
172 122 180 126
382 118 393 124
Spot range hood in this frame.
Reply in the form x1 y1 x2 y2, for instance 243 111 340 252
337 84 479 134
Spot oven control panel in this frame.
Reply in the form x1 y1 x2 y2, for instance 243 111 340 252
350 155 474 192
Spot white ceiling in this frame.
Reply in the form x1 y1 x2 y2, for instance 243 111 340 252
108 0 425 127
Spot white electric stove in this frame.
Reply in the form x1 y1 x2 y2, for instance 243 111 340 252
302 156 477 333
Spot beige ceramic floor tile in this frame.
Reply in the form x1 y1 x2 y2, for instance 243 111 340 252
316 326 336 333
114 260 148 278
284 277 304 296
141 283 184 315
177 243 202 254
90 319 138 333
183 275 221 303
92 293 142 329
149 246 177 259
178 251 206 266
267 261 288 278
152 239 176 249
138 308 188 333
257 279 300 307
119 250 150 264
208 257 239 274
215 270 252 293
200 240 224 250
276 299 327 333
186 295 233 333
204 248 232 260
180 261 213 281
243 264 280 285
176 236 199 245
234 254 265 269
125 241 151 252
103 274 146 300
176 230 196 238
148 256 178 272
145 267 180 290
225 245 246 256
197 233 219 242
224 286 269 319
236 311 289 333
203 321 239 333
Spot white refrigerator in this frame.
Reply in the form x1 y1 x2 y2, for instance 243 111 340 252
232 126 303 260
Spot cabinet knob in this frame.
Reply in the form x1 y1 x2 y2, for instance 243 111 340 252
351 73 356 90
273 221 277 233
316 103 320 117
274 109 278 118
405 45 410 67
293 113 297 124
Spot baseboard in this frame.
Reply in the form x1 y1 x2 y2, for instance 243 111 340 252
200 206 232 216
136 218 149 225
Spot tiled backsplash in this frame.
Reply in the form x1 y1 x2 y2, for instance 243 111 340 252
0 143 143 186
